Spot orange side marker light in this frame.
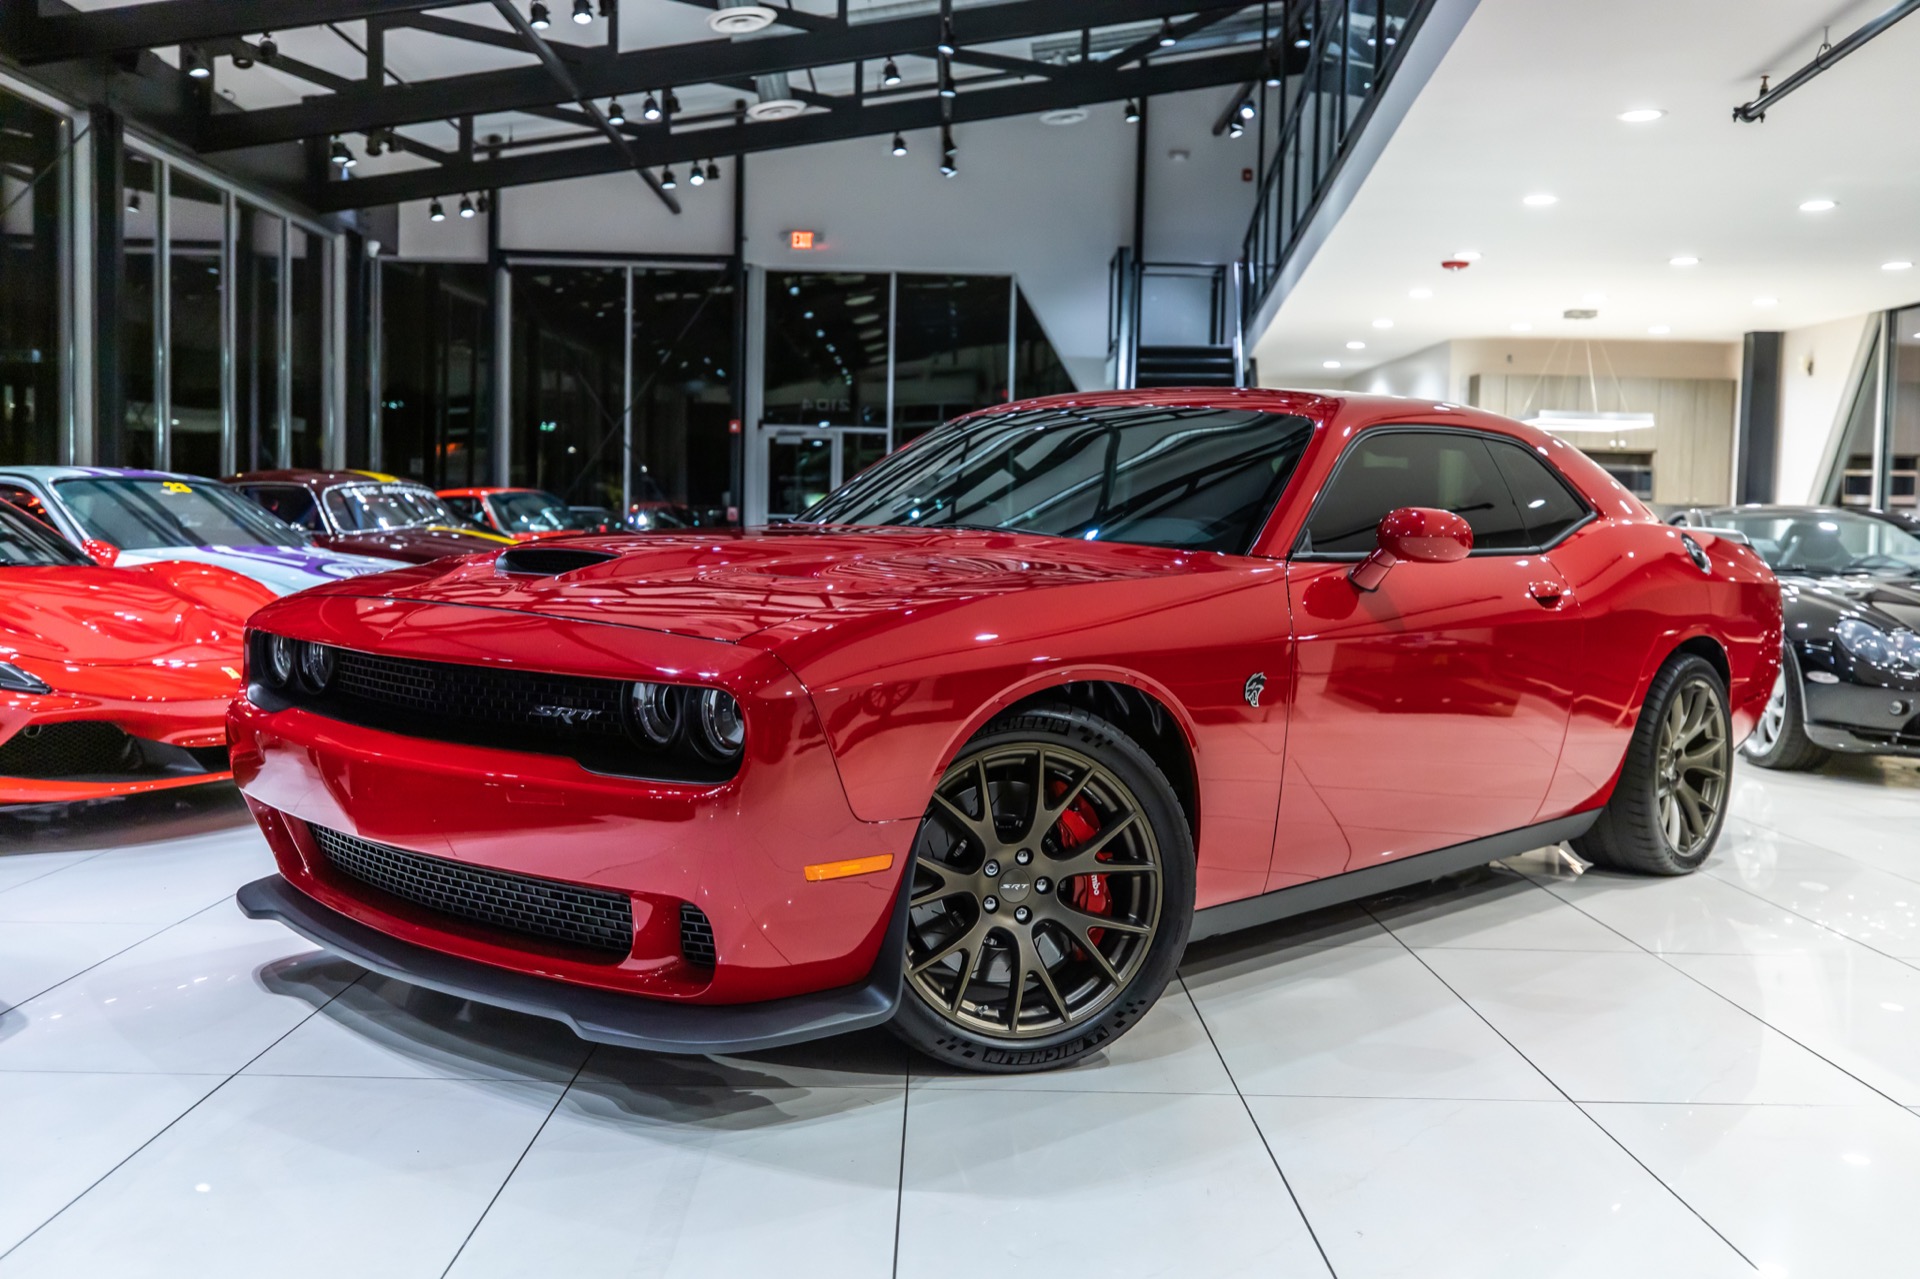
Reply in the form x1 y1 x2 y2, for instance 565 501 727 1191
804 854 894 882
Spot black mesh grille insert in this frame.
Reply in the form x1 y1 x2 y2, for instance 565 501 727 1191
310 823 635 960
0 722 138 778
680 903 717 969
250 636 735 784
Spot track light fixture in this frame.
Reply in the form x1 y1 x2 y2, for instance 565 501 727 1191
476 192 490 213
938 64 956 98
259 32 277 61
1227 119 1245 139
660 166 678 190
329 137 356 169
666 90 682 114
126 190 141 214
529 3 551 30
706 160 721 182
1124 99 1141 124
641 93 662 122
606 99 625 125
1158 17 1178 47
1238 97 1257 120
458 193 476 218
937 16 956 56
882 58 902 87
428 198 446 222
939 126 956 177
183 45 211 79
572 0 594 23
365 131 385 157
689 163 706 186
890 132 907 156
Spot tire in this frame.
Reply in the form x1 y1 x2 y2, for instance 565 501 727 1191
1572 653 1733 876
1741 647 1830 772
888 705 1195 1072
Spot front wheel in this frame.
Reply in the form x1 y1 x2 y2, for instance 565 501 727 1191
1742 648 1830 772
888 706 1194 1072
1572 653 1733 876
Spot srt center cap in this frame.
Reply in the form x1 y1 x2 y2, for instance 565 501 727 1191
997 875 1032 903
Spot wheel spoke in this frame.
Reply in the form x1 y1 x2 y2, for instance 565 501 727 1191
1675 784 1707 844
1054 898 1151 936
932 792 991 849
1005 942 1025 1029
1029 940 1070 1021
911 860 965 906
912 918 986 978
1077 926 1122 983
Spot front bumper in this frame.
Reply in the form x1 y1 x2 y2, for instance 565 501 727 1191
238 871 908 1055
1800 652 1920 756
2 674 234 804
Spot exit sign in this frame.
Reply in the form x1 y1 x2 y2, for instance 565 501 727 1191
789 229 822 250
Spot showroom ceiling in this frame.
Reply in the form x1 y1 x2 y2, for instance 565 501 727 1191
1254 0 1920 380
3 0 1281 214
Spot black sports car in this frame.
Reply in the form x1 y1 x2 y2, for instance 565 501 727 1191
1672 505 1920 768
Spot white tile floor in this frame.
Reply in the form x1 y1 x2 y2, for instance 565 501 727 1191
3 757 1919 1278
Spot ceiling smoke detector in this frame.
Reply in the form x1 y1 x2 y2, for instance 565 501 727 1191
1039 108 1088 126
709 3 778 35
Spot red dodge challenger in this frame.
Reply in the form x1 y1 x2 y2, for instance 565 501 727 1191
231 391 1781 1071
2 502 273 806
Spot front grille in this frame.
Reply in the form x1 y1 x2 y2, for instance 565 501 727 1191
310 823 635 960
252 638 734 784
0 722 139 778
680 902 717 969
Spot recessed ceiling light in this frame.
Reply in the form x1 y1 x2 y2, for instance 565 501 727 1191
1409 287 1433 299
1670 255 1700 267
1323 360 1343 369
1522 193 1558 207
1454 250 1481 261
1346 340 1366 350
1753 296 1778 307
1799 198 1837 213
1648 324 1671 335
1884 260 1914 271
1371 317 1393 329
1510 321 1533 332
1617 108 1665 123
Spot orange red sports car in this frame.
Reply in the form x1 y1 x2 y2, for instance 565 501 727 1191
0 502 276 805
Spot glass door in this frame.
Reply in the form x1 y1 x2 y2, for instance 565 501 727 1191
762 426 887 521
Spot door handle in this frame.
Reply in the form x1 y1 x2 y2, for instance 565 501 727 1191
1527 581 1568 609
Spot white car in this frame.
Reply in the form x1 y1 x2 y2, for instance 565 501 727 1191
0 466 394 595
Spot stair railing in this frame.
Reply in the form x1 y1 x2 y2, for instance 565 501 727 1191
1108 255 1246 389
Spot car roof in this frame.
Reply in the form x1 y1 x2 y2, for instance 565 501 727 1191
0 464 212 483
969 387 1547 440
232 469 432 490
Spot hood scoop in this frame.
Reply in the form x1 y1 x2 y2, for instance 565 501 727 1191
496 546 617 577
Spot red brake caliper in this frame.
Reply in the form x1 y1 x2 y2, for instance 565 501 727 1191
1050 779 1109 947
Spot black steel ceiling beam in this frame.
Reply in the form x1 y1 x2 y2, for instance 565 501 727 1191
315 45 1263 210
200 0 1249 152
5 0 470 65
1732 0 1920 122
394 11 585 65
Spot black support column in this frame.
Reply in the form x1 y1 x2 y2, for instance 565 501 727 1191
1737 331 1783 504
92 107 125 466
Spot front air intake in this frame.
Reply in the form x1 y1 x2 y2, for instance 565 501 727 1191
679 902 718 969
497 546 617 576
310 823 634 960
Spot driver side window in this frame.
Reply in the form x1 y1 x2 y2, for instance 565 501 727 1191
1300 429 1532 555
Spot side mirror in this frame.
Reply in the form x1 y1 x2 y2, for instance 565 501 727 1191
1350 507 1472 592
81 538 120 569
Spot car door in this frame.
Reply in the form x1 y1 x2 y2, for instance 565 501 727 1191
1276 427 1585 880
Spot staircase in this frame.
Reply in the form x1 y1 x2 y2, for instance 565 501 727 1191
1137 344 1238 388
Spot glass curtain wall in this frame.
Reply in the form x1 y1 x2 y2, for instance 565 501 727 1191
169 170 225 477
121 154 160 469
0 83 67 466
378 261 491 487
630 267 736 521
287 227 325 469
510 265 627 508
1888 305 1920 511
764 272 890 429
236 203 283 473
1825 338 1882 509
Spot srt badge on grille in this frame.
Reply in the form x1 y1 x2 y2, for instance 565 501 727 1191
532 705 601 726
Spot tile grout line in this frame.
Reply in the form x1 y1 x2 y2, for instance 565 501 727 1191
0 894 240 1020
1689 864 1920 978
1514 865 1920 1120
1362 898 1762 1272
1729 808 1920 891
0 847 114 900
1177 973 1341 1279
889 1066 910 1279
436 1049 594 1279
0 963 372 1263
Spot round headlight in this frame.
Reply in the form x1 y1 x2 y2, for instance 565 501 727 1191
267 634 297 687
630 681 684 745
298 642 335 692
691 688 745 761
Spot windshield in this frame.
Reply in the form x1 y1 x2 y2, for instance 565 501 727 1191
326 484 459 532
801 405 1315 555
1710 510 1920 575
491 490 572 534
55 477 307 551
0 503 89 567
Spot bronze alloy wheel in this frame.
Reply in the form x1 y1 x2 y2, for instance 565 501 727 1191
1654 674 1731 858
905 740 1165 1041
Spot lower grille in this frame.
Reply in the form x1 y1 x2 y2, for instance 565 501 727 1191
680 902 718 969
0 722 137 778
310 823 634 960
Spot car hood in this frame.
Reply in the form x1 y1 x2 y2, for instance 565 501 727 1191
116 544 393 595
318 525 1235 644
322 527 513 564
0 566 241 663
1781 572 1920 632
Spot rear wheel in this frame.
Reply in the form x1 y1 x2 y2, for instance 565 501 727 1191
1742 648 1830 772
889 706 1194 1072
1572 653 1732 876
